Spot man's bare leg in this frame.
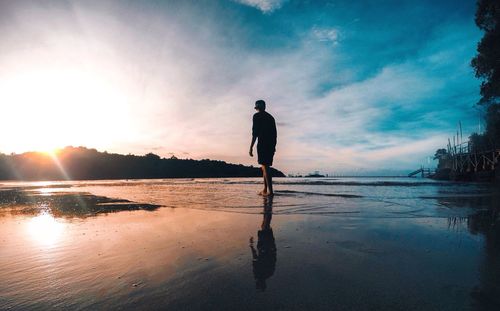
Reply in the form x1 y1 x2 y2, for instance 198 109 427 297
259 165 268 195
262 165 274 196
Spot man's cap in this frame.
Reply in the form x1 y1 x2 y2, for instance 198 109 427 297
254 99 266 110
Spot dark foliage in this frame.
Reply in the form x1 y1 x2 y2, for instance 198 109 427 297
484 104 500 146
471 0 500 105
0 147 285 181
471 0 500 147
433 148 448 160
470 132 490 152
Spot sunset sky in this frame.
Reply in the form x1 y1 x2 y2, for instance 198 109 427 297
0 0 481 174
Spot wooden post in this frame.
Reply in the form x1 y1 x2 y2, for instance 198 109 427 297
459 121 463 153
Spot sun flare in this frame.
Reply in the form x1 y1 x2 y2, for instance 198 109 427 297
0 66 132 154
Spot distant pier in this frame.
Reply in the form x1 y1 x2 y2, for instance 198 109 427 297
408 167 434 178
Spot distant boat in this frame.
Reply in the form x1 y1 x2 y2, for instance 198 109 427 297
305 173 325 178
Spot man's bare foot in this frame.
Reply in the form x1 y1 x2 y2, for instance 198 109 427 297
258 190 268 196
262 192 274 197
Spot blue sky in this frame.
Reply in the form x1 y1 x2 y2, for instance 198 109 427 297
0 0 482 174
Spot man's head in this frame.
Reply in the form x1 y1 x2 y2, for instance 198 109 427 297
254 100 266 111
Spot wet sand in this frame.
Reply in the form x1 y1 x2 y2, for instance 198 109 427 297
1 178 499 310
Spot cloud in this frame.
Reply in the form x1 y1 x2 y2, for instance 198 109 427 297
233 0 287 13
312 27 340 44
0 0 482 174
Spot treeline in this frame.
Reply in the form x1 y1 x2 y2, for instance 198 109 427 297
469 0 500 151
0 147 285 181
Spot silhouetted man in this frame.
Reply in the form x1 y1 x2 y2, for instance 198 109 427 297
249 99 277 196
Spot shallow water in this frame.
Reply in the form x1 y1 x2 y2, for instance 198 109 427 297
0 177 499 310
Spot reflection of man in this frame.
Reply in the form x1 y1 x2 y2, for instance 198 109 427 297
249 99 277 196
249 196 276 291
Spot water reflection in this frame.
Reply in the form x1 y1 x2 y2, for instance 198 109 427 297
26 212 66 247
439 191 500 311
467 205 500 310
250 196 277 291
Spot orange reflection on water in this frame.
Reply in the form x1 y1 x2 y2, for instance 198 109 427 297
26 213 66 247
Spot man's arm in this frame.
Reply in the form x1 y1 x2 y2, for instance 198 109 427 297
250 114 259 157
272 117 277 149
249 136 256 157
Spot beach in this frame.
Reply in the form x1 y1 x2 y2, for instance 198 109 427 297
1 178 499 310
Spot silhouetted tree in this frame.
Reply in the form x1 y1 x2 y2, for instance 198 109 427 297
471 0 500 146
470 132 492 152
145 153 161 160
433 148 448 160
0 147 286 181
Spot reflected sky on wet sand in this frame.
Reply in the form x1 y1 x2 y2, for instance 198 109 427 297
0 178 499 310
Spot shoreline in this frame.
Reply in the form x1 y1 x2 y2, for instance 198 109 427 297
1 177 499 310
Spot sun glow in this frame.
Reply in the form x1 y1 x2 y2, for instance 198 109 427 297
0 66 133 154
41 148 59 156
26 212 66 247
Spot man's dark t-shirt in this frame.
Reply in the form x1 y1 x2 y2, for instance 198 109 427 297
252 111 277 166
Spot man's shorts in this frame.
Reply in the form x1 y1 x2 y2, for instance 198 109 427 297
257 145 275 166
